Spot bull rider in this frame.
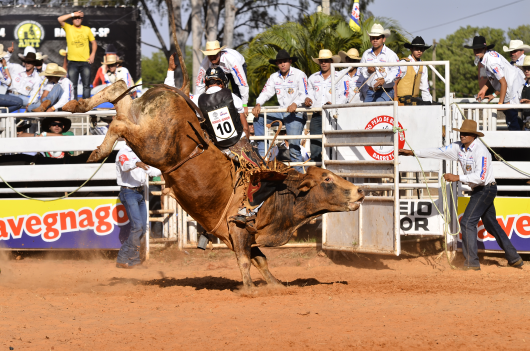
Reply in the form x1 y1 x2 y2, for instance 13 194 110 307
399 120 524 270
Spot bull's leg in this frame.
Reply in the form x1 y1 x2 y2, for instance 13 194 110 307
229 224 255 289
87 115 139 163
63 81 130 113
250 247 283 286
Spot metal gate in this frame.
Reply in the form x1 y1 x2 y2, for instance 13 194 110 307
321 101 400 255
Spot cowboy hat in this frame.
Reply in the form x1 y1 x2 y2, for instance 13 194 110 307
517 55 530 68
35 52 48 61
101 54 122 65
0 44 8 58
452 119 484 137
366 23 391 38
269 49 298 65
20 52 39 63
338 48 361 62
39 63 67 77
404 36 432 50
312 49 340 64
18 46 36 59
42 117 72 133
201 40 227 56
105 44 117 55
59 49 67 57
464 36 494 50
503 40 530 53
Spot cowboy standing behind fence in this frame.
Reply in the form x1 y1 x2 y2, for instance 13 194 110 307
399 120 524 271
252 49 308 172
359 23 400 102
58 11 97 99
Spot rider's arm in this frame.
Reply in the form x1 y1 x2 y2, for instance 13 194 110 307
194 58 209 97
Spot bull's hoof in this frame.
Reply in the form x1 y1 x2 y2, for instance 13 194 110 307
62 100 79 113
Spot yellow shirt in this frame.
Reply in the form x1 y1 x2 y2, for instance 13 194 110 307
62 23 95 62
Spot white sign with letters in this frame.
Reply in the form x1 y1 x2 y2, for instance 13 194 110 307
399 199 443 235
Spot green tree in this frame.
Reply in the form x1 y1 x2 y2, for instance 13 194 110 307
423 26 508 98
507 25 530 45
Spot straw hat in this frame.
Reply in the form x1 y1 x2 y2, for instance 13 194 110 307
452 120 484 137
366 23 391 38
18 46 36 59
39 63 67 77
503 40 530 53
101 54 122 65
201 40 227 56
0 44 7 58
517 55 530 68
35 52 48 61
312 49 340 64
338 48 361 62
59 49 67 57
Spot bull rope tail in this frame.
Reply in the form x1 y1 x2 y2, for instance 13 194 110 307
0 141 118 202
392 126 460 269
264 120 283 162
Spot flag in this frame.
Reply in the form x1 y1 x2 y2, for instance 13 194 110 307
349 0 360 33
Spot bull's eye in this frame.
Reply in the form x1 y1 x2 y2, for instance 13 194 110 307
324 177 332 182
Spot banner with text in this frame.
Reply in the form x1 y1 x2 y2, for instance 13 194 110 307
0 197 130 249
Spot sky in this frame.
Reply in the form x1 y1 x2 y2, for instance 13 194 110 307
140 0 530 57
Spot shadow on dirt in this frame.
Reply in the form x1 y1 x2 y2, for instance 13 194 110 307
104 276 348 291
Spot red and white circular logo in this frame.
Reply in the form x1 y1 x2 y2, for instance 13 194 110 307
364 115 405 161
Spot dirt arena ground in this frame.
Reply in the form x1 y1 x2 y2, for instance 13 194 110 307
0 244 529 351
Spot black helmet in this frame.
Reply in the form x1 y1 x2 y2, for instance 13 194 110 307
205 67 229 87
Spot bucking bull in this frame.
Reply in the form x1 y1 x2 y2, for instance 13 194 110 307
62 64 364 290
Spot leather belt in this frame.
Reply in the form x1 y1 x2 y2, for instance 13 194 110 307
485 182 496 186
121 186 143 192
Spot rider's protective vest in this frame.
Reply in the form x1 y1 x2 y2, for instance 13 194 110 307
198 88 244 149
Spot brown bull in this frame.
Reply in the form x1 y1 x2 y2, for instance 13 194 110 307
63 81 364 289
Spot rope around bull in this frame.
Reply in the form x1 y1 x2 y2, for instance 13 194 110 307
0 141 117 202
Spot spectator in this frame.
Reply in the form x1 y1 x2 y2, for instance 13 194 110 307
92 54 134 95
58 11 97 99
467 36 525 130
338 48 366 103
17 117 74 158
517 56 530 130
0 52 43 112
27 63 73 112
195 40 249 115
252 49 308 172
360 24 400 102
33 52 48 74
395 36 433 105
0 44 12 96
304 49 349 163
115 144 161 269
93 44 117 88
503 40 529 67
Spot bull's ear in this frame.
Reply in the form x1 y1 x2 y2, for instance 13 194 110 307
298 179 317 193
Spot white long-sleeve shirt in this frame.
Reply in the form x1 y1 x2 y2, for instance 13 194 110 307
195 48 249 105
359 45 400 89
340 68 367 103
307 70 349 107
480 50 525 104
104 67 134 87
255 67 308 108
0 66 12 88
116 145 162 187
6 63 42 98
415 139 495 189
511 54 526 67
398 55 433 102
43 77 74 110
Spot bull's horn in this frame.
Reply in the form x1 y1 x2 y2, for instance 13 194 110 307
165 0 190 95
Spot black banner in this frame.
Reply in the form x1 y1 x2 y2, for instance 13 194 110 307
0 6 141 84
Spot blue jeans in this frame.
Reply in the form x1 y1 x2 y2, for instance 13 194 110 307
68 61 91 99
0 93 24 112
365 87 394 102
117 188 147 266
460 184 521 268
254 111 306 172
309 112 322 163
504 108 522 131
28 84 64 111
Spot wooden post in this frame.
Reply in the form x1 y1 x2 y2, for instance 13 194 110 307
432 39 437 102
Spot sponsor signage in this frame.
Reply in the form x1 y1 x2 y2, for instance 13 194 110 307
400 199 443 235
457 197 530 251
0 198 130 249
